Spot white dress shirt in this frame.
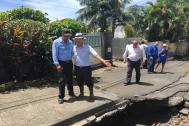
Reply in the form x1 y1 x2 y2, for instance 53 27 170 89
73 44 98 67
123 44 146 62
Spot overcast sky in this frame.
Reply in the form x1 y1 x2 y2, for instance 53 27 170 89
0 0 156 21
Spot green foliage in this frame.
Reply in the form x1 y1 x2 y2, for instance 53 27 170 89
0 7 88 83
144 0 189 41
5 19 48 43
49 18 86 37
127 5 146 37
0 7 49 23
76 0 131 34
0 19 53 82
0 11 9 20
76 0 189 41
124 23 136 37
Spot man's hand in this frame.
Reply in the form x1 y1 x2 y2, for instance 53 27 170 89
56 64 63 73
103 60 112 70
95 55 112 70
140 64 143 69
150 57 153 60
123 59 127 64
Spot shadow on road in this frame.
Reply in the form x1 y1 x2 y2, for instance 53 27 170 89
155 72 174 74
92 77 101 83
128 82 154 86
66 95 110 103
136 82 154 86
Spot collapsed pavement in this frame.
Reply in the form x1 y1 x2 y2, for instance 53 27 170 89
74 61 189 126
83 92 189 126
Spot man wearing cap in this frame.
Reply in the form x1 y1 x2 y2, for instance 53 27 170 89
52 29 75 104
154 44 168 73
73 33 111 99
147 41 159 73
123 40 146 85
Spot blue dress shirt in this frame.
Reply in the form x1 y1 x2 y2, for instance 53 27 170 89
52 37 73 65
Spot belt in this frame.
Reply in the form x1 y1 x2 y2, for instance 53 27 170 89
75 65 91 69
59 60 72 64
128 58 140 62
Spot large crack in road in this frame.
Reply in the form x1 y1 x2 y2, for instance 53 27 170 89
79 70 189 126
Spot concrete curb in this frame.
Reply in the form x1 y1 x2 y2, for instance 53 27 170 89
46 100 117 126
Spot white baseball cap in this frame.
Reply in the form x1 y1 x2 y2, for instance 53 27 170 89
163 43 167 47
75 33 84 38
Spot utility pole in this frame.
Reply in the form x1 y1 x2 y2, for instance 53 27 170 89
101 32 113 64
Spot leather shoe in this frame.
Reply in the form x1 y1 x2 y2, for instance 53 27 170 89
58 98 64 104
69 93 76 98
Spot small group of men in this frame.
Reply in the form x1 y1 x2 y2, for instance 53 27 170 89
147 42 168 73
123 40 168 85
52 29 169 104
52 29 111 104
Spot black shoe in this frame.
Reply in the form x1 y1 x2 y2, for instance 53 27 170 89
136 81 140 84
152 71 156 74
89 94 95 102
78 93 84 98
89 94 94 99
124 82 131 86
69 93 76 98
58 98 64 104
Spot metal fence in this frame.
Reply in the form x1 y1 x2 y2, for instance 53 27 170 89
174 41 189 57
112 38 189 59
84 33 102 65
112 38 142 59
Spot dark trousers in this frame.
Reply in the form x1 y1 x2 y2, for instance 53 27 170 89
126 59 141 83
75 66 93 88
143 53 148 69
58 60 74 99
147 57 157 72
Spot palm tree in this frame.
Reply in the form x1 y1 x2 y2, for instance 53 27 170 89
144 0 189 41
76 0 111 32
127 5 146 37
107 0 131 37
76 0 131 36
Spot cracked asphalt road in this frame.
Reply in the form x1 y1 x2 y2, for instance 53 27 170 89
0 61 189 126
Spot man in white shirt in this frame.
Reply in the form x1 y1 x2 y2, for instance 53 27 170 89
140 40 148 53
73 33 111 99
140 40 148 68
123 40 146 85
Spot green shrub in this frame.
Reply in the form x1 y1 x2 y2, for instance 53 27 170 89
0 7 87 84
49 18 86 38
0 19 54 82
0 12 9 20
0 7 49 23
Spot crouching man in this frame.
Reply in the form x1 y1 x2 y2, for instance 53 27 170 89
73 33 111 99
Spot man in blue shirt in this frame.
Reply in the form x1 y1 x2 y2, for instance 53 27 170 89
73 33 111 99
154 44 168 73
52 29 75 104
147 41 159 73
